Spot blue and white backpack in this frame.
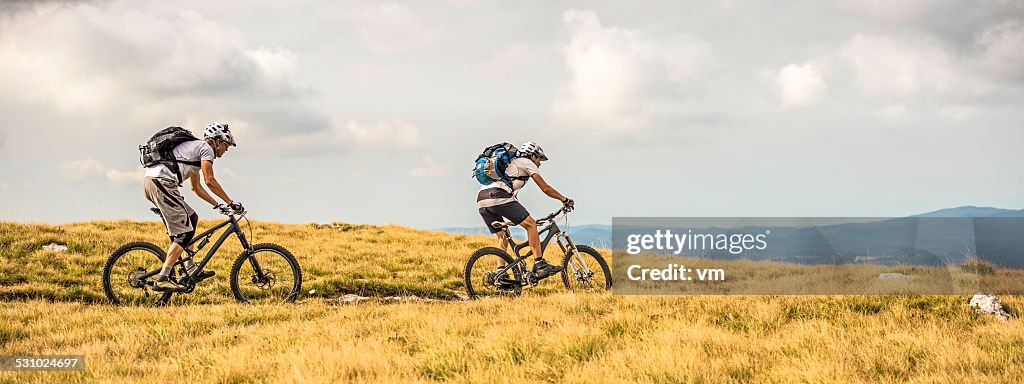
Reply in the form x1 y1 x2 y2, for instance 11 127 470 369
472 142 530 189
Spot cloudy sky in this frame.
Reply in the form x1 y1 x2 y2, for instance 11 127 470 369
0 0 1022 229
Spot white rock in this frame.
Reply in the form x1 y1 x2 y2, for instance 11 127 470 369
969 292 1010 322
42 243 68 252
878 272 913 279
341 294 367 304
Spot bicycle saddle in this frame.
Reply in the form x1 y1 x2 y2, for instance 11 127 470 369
490 221 514 229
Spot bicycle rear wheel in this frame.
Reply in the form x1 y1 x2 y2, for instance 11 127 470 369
560 245 612 292
102 242 174 306
229 243 302 303
464 247 523 299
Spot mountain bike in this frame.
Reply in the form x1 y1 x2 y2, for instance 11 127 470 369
463 207 611 298
102 207 302 306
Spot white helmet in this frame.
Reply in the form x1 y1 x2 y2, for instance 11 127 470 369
204 122 236 147
519 141 548 161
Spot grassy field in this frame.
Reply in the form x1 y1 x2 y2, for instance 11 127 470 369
614 254 1024 295
1 220 1022 383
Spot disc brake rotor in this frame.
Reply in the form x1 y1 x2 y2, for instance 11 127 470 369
251 271 276 290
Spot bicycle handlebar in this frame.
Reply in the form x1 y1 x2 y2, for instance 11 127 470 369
537 207 567 225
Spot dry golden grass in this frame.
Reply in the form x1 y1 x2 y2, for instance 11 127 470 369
0 219 571 303
615 254 1024 295
1 220 1022 383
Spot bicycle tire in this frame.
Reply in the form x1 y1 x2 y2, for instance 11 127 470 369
229 243 302 303
560 245 612 292
464 247 523 299
102 242 174 306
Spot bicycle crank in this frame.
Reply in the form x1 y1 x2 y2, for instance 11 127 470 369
127 267 147 288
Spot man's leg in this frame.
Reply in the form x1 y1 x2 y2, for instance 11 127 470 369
162 242 186 276
520 216 542 260
520 216 562 279
162 213 214 282
480 206 509 266
144 177 188 291
491 233 508 269
494 233 509 251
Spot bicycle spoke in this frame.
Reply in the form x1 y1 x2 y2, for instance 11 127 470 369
230 244 301 304
465 247 521 299
560 245 611 293
103 242 173 306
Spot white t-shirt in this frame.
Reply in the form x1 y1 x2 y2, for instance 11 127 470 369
144 140 216 182
476 157 540 208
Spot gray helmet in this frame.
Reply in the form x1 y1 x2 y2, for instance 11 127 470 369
204 122 236 147
519 141 548 161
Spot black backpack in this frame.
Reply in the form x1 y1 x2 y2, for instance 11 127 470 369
139 127 201 184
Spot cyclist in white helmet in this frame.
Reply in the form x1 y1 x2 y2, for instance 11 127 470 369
476 141 574 280
142 122 244 292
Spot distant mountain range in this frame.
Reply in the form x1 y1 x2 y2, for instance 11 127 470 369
912 206 1024 218
435 223 613 249
436 206 1024 252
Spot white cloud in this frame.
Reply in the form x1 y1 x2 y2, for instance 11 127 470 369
878 104 908 119
59 158 104 182
481 43 542 74
776 62 827 108
0 5 305 113
839 32 1013 99
976 21 1024 81
266 119 422 154
840 34 960 96
345 120 421 149
552 9 711 134
939 104 980 122
409 155 451 178
838 0 930 23
338 3 439 54
105 168 145 184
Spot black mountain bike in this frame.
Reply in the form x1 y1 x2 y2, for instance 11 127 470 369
463 207 612 298
102 208 302 306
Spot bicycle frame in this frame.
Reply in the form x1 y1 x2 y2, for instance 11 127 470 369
140 214 258 286
491 215 579 282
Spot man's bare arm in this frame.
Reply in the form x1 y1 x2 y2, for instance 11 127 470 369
200 160 232 203
189 173 219 207
531 174 567 202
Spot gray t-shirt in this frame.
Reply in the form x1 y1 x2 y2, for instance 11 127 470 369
143 140 215 182
476 157 540 208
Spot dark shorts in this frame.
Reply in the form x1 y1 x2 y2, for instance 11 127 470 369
478 201 531 234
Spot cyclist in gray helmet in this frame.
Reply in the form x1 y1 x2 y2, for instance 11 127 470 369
476 141 575 280
143 122 244 292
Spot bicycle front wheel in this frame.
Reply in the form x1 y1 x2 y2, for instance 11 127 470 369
229 243 302 303
560 245 612 292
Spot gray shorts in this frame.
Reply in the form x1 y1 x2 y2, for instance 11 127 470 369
143 177 197 236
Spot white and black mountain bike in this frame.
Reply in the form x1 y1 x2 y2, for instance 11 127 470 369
463 207 612 298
